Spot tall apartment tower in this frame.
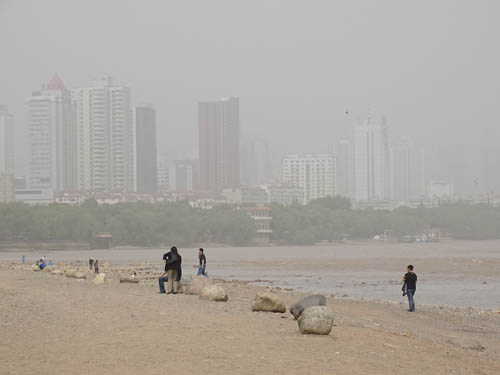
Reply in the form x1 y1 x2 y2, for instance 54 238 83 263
157 153 170 194
335 139 353 198
198 97 240 193
391 138 426 202
72 75 133 192
26 75 77 191
174 159 199 191
133 106 157 194
241 139 271 186
0 105 15 176
283 154 336 204
353 116 390 201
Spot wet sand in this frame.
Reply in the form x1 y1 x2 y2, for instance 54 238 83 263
1 261 499 375
2 239 500 309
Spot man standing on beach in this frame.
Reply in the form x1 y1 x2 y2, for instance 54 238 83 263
89 257 94 270
165 247 182 294
402 265 417 312
198 248 207 276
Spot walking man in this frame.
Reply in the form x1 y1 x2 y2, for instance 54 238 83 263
402 265 417 312
94 259 99 274
197 248 207 276
89 257 94 270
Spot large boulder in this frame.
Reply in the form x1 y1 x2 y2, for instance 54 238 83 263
184 275 214 295
298 306 334 335
120 275 139 283
252 292 286 313
65 269 78 278
290 294 327 320
92 273 106 285
65 269 86 279
31 265 41 272
199 284 228 302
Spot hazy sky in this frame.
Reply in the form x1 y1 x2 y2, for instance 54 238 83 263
1 0 499 191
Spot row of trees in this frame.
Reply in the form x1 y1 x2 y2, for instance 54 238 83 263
271 197 500 244
1 197 500 246
0 200 256 246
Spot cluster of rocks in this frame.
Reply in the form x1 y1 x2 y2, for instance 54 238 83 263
18 262 334 335
251 291 333 335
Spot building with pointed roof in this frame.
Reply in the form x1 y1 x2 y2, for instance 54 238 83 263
26 74 77 191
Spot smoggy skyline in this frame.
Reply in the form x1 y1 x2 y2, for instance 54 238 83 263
1 0 499 193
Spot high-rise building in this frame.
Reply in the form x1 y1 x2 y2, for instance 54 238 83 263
390 137 426 202
282 154 336 204
241 139 271 186
0 174 15 202
27 75 77 191
354 116 390 201
198 97 240 193
133 106 157 194
72 75 133 192
174 159 199 191
0 105 15 176
157 153 170 194
335 139 352 198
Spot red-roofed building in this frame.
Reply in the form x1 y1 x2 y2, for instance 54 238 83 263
46 74 65 90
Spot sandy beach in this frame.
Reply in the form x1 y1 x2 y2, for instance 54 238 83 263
1 253 500 375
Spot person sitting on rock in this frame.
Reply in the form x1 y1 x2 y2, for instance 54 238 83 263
39 259 47 270
158 251 171 294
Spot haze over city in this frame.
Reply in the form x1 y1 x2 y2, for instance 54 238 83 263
2 2 500 374
1 0 499 196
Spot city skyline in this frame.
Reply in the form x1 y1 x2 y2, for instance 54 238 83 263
1 71 469 206
1 1 499 196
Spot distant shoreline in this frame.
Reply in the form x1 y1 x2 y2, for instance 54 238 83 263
0 237 484 252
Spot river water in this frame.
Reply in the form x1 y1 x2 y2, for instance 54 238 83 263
2 240 500 309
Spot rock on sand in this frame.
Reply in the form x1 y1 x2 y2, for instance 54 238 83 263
65 269 86 279
298 306 334 335
92 273 106 285
290 294 327 320
65 269 78 278
120 275 139 283
199 284 228 302
31 265 41 272
252 292 286 313
184 275 214 295
50 270 63 275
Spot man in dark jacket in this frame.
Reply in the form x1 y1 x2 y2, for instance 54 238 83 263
165 247 182 294
402 265 417 312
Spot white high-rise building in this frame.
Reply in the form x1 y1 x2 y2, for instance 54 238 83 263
26 75 77 191
354 116 390 202
157 153 170 194
283 154 336 204
0 105 15 176
72 75 133 192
